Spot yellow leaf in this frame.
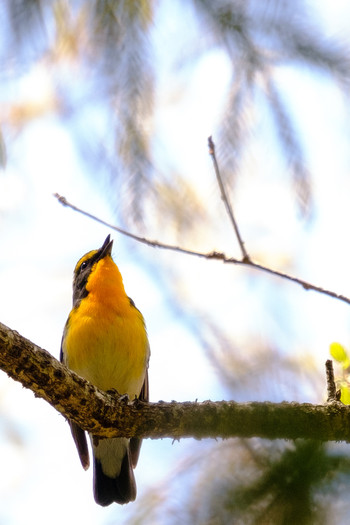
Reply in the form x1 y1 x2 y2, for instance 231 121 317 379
330 342 348 364
340 385 350 405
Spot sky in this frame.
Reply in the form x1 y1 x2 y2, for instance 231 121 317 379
1 1 350 524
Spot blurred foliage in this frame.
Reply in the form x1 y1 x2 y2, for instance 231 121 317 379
2 0 350 225
2 1 350 524
127 439 350 525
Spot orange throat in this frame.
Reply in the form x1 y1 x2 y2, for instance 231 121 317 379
64 256 149 397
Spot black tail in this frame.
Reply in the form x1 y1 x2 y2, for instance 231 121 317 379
93 449 136 506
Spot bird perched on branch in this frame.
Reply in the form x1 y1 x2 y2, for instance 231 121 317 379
60 234 150 506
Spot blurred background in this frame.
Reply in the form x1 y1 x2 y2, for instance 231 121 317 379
1 1 350 524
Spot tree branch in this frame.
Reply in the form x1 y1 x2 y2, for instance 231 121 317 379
1 321 350 442
53 193 350 306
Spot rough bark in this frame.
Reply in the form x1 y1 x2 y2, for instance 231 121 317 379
0 321 349 442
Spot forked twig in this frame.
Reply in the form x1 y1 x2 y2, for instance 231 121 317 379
54 193 350 306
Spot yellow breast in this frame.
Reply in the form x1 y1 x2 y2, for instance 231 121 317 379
63 256 149 398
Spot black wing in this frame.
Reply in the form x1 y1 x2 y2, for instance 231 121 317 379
60 336 90 470
130 370 149 468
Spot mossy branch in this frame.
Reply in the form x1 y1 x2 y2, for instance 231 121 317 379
0 321 350 442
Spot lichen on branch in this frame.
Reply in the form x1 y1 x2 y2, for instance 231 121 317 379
0 320 350 442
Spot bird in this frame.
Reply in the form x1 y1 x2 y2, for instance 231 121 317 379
60 234 150 506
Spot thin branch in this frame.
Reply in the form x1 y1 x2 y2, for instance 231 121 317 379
326 359 339 402
54 193 350 306
208 136 250 262
0 319 350 442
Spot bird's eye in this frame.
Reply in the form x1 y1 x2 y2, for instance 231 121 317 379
80 261 88 271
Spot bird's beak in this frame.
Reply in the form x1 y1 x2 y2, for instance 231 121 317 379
98 234 113 260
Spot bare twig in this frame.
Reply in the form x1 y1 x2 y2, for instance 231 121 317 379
53 193 228 256
326 360 340 402
54 193 350 306
208 136 250 262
